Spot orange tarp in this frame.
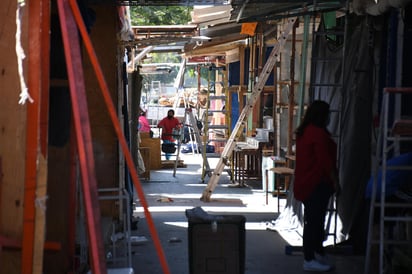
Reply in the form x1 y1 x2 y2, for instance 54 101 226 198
240 22 258 36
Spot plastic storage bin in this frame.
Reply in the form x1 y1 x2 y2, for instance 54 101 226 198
186 207 246 274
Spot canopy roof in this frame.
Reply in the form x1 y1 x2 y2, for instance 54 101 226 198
127 1 345 55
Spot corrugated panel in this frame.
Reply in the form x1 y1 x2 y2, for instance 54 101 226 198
230 1 345 22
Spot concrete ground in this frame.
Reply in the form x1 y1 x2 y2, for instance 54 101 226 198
127 153 365 274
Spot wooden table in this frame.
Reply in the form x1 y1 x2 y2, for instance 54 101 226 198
265 166 294 211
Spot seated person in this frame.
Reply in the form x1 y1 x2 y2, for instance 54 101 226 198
138 110 151 135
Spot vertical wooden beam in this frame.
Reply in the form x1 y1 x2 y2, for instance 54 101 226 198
40 1 51 157
247 37 255 133
197 64 201 94
33 155 48 274
256 31 264 127
273 60 279 155
287 20 297 155
33 1 51 273
239 45 245 117
22 0 45 272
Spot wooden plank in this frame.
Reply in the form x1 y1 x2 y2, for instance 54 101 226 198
192 6 231 26
22 0 44 272
0 0 27 272
33 1 51 273
161 160 186 169
140 137 162 169
40 0 51 157
33 155 48 274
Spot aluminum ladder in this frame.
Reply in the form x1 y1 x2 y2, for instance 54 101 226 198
173 107 210 177
364 87 412 274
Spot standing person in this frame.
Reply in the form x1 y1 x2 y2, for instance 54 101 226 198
157 109 181 160
138 110 152 135
294 100 339 272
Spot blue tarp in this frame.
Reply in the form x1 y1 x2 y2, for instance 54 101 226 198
365 152 412 199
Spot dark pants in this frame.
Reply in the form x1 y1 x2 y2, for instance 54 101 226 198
303 182 333 261
163 139 175 160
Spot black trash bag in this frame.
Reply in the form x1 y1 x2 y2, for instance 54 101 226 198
162 143 176 153
205 144 215 153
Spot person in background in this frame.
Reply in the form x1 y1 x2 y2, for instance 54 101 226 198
294 100 339 272
138 110 151 134
157 109 181 160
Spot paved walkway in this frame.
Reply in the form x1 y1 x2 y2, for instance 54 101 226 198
128 153 365 274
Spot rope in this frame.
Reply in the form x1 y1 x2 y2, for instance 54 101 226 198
16 0 33 105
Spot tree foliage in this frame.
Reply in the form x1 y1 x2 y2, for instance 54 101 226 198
130 6 192 26
130 6 196 88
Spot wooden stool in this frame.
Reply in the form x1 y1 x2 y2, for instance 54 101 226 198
233 145 261 187
265 166 294 212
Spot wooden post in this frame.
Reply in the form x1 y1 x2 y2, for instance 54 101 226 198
287 20 297 156
22 0 50 273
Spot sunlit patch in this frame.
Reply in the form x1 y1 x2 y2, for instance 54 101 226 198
134 205 277 214
162 221 270 231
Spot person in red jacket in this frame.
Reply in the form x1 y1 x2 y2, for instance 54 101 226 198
294 100 339 272
158 109 181 160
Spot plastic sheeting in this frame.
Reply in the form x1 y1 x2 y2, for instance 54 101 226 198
353 0 412 15
273 14 378 252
